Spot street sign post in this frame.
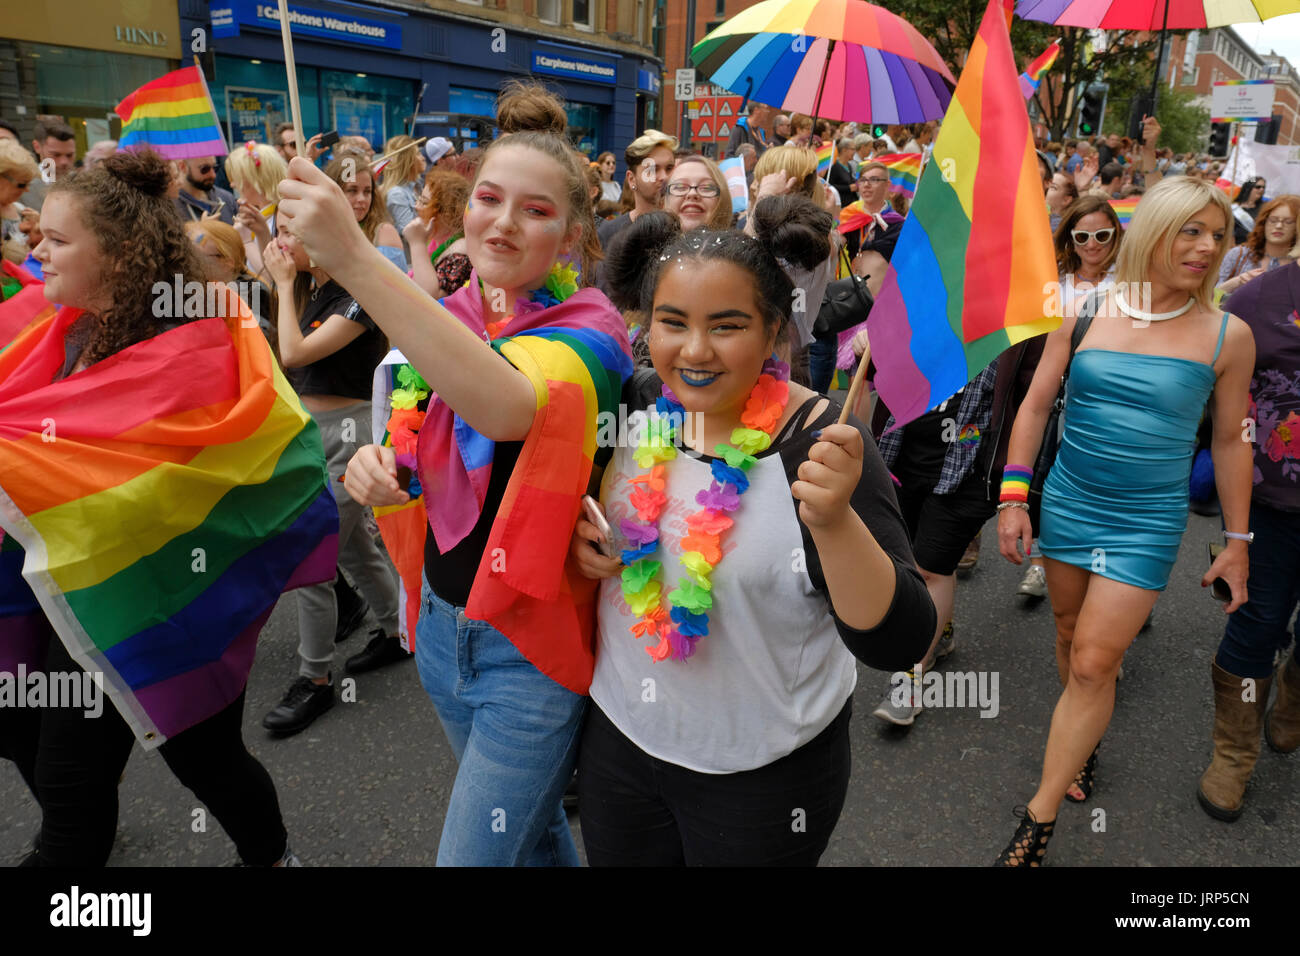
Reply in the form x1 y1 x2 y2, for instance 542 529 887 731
675 68 696 101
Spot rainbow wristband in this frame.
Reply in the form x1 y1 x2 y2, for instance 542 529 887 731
1000 465 1032 502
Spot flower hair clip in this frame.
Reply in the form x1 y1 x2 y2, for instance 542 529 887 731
244 141 261 167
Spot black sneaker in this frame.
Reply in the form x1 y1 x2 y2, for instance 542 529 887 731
333 574 370 643
344 630 413 675
262 676 335 735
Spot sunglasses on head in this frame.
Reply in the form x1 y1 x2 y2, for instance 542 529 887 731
1071 227 1115 246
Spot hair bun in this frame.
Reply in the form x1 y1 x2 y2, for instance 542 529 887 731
750 195 833 271
496 80 568 136
603 211 682 313
101 148 172 199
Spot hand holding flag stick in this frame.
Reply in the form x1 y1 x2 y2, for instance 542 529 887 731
838 340 871 426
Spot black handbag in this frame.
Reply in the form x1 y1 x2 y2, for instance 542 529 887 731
814 246 874 337
1028 293 1097 523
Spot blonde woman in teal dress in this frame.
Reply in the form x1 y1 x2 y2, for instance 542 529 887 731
993 177 1257 865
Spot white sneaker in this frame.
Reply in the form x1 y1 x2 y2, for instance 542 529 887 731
1017 564 1048 598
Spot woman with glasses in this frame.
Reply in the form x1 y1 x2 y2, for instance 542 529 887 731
994 177 1255 865
1218 196 1299 297
664 155 731 232
0 140 38 259
1010 198 1122 642
595 151 622 203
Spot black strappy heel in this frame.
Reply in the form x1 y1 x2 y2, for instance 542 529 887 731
1064 745 1099 803
994 806 1056 867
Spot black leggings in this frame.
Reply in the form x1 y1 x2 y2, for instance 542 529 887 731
577 697 852 866
0 624 287 866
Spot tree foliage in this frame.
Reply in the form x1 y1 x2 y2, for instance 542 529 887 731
888 1 1171 141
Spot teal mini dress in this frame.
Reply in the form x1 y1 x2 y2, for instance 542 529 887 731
1038 313 1229 591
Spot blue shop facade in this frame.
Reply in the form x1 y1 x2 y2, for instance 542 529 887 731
186 0 662 160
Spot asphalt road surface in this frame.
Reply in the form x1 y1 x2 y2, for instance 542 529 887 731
1 510 1295 866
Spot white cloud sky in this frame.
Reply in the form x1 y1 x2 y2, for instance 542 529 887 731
1232 15 1300 71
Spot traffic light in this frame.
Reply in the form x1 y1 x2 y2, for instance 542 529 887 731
1255 115 1281 145
1209 122 1231 156
1077 84 1107 137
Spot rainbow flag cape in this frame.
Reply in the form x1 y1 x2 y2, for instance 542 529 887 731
816 143 834 176
872 153 924 198
868 0 1060 426
388 273 633 691
0 287 337 747
1109 197 1140 228
115 65 228 160
1019 39 1061 100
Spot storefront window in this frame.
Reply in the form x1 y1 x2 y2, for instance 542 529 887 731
23 42 177 156
320 70 416 150
565 103 602 159
210 57 415 152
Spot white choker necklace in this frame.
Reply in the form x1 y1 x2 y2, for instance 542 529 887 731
1115 290 1194 322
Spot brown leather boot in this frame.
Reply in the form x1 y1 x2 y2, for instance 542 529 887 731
1197 661 1271 822
1265 651 1300 754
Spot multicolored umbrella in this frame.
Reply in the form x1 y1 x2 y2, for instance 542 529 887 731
1015 0 1299 29
691 0 956 124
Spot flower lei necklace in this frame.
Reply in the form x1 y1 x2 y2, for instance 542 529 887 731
383 259 581 480
482 260 580 341
619 354 791 662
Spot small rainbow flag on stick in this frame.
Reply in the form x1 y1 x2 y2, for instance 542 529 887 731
868 0 1060 426
1108 197 1140 228
871 153 923 198
816 142 834 176
1019 39 1061 100
115 65 228 160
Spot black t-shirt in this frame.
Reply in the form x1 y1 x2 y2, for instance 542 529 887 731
286 280 387 399
423 439 524 607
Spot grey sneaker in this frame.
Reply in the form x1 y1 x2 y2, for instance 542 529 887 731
931 622 955 664
1017 563 1048 597
278 846 302 867
872 672 921 726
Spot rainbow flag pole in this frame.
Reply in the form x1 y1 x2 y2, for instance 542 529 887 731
115 65 228 160
867 0 1061 427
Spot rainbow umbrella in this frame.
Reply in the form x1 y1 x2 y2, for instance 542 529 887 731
691 0 956 124
1015 0 1299 29
1016 0 1300 113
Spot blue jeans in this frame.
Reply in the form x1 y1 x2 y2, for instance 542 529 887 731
1217 501 1300 678
809 330 838 395
414 574 585 866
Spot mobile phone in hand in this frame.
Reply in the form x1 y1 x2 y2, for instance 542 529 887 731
1207 542 1232 602
318 130 340 149
582 495 623 559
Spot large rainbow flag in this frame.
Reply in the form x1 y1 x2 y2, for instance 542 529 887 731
0 287 337 747
1019 39 1061 100
374 274 633 691
871 152 924 198
115 65 228 160
867 0 1060 426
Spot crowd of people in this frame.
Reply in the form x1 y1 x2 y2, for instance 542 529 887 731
0 82 1297 868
